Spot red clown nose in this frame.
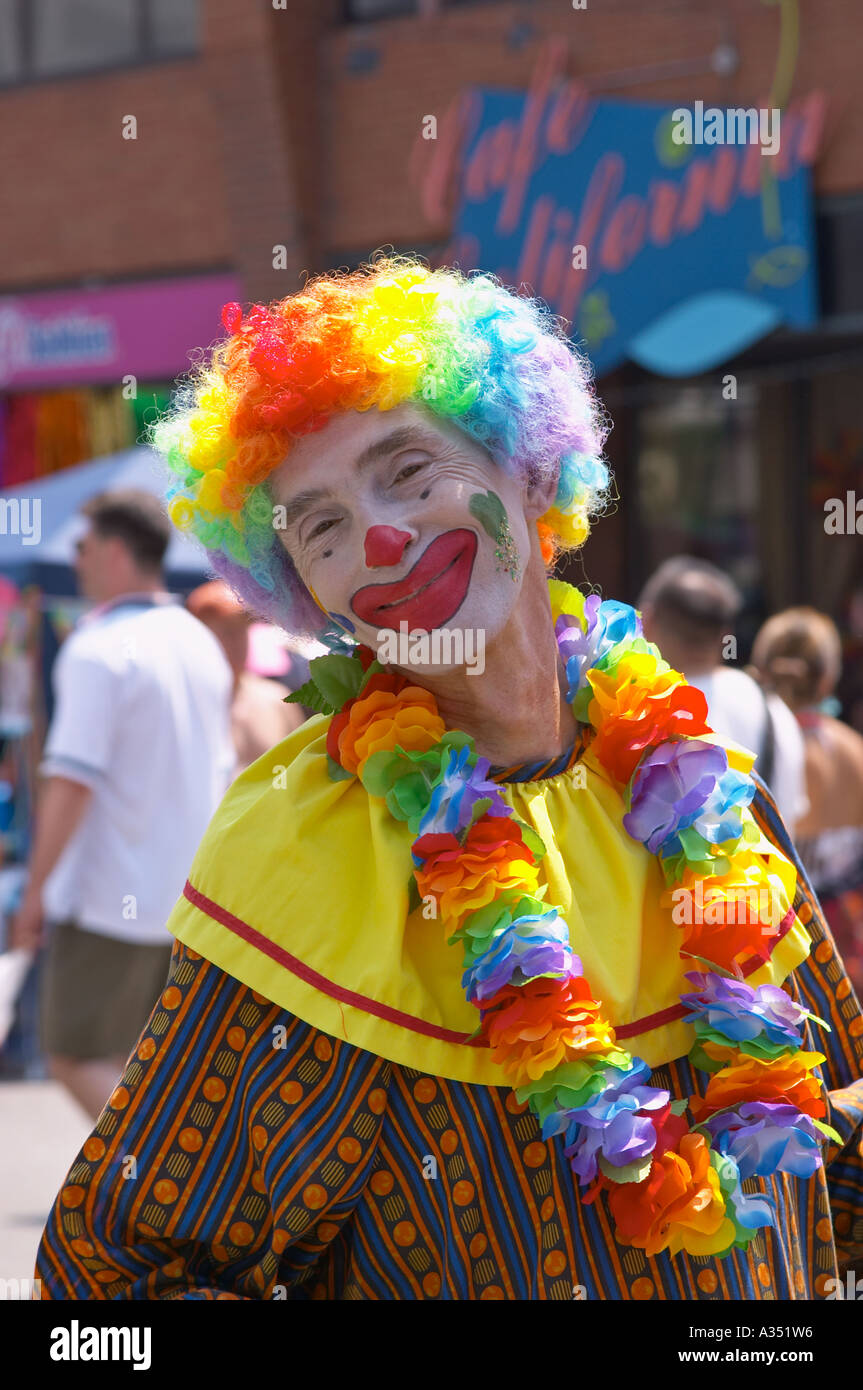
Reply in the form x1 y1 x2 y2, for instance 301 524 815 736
364 525 412 568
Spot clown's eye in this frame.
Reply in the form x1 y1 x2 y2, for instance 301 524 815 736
392 461 427 484
309 517 339 540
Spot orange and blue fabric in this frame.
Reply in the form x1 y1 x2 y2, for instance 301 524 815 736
35 728 863 1300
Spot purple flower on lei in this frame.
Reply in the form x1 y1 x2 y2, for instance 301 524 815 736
416 744 510 838
623 739 757 857
704 1102 822 1179
555 597 642 704
623 739 728 854
680 971 809 1049
463 908 572 1004
541 1059 669 1184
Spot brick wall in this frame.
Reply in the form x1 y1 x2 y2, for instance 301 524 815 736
1 0 859 297
0 59 232 289
0 0 337 299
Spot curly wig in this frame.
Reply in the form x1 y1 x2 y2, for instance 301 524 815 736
153 254 611 636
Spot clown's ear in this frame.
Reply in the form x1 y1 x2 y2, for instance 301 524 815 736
523 466 559 520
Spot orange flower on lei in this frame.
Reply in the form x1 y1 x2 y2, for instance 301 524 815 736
413 817 539 927
326 672 446 777
606 1128 733 1258
586 653 711 784
478 974 619 1084
664 861 786 972
689 1050 827 1122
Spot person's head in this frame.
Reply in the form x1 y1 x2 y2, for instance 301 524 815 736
638 556 742 676
750 608 842 711
186 580 251 680
153 255 610 666
75 489 171 603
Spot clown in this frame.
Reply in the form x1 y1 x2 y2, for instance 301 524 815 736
37 257 863 1300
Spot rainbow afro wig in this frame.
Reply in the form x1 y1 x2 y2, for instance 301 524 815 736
154 254 611 636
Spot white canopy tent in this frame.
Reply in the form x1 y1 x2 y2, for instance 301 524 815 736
0 446 211 575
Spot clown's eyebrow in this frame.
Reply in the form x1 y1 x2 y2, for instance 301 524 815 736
279 486 335 533
279 427 437 531
354 426 437 473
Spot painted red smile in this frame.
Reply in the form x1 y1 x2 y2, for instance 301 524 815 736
351 528 478 632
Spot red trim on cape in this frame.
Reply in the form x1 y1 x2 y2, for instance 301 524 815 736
182 881 796 1050
182 879 479 1046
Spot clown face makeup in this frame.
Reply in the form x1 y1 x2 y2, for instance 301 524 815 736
270 402 553 674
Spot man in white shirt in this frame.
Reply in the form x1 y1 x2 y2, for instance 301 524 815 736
11 489 234 1117
638 556 808 832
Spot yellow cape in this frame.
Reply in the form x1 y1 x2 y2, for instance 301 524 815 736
165 714 811 1085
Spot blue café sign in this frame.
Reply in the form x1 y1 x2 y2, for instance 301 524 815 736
446 81 825 376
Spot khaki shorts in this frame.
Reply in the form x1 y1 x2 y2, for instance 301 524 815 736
40 919 173 1061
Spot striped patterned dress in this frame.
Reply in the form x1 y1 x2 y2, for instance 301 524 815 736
35 744 863 1300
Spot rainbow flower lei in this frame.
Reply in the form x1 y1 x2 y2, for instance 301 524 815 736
289 578 838 1260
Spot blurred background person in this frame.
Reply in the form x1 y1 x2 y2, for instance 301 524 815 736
9 490 234 1119
639 556 807 832
186 580 305 773
751 608 863 999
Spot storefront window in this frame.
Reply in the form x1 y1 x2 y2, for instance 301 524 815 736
0 1 21 82
344 0 523 13
345 0 418 19
33 0 138 76
151 0 200 53
0 0 199 84
635 383 762 610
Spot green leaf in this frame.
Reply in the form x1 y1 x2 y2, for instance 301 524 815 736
358 658 384 691
687 1040 725 1075
440 729 473 753
805 1011 831 1033
326 753 354 782
813 1119 843 1144
516 820 547 862
669 1097 689 1115
466 795 493 825
308 652 365 711
284 678 325 711
284 678 331 713
598 1152 654 1185
468 489 507 541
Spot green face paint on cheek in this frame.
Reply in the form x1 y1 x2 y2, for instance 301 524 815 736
468 489 520 581
468 489 507 541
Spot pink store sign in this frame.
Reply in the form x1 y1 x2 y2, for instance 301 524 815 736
0 272 243 390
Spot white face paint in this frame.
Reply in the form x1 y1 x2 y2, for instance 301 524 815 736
270 401 550 677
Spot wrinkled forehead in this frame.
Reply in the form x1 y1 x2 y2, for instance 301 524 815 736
268 400 491 512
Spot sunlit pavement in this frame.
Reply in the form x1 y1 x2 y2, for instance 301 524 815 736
0 1081 91 1284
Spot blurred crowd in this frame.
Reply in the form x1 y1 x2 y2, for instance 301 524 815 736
0 489 312 1114
1 495 862 1124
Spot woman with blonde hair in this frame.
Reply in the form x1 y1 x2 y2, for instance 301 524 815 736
751 607 863 996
